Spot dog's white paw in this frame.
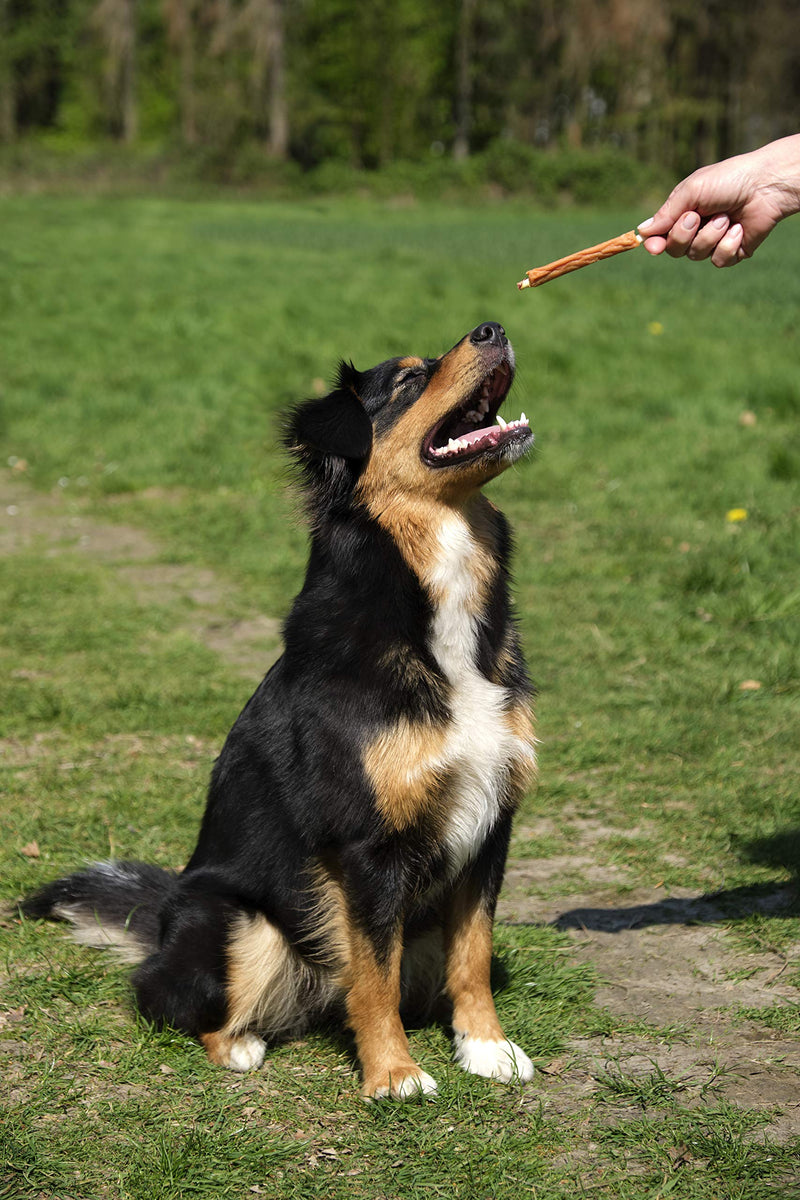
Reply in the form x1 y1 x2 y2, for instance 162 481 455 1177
453 1033 535 1084
227 1033 267 1072
367 1070 439 1101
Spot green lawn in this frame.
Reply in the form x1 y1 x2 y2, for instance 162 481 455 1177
1 193 799 1198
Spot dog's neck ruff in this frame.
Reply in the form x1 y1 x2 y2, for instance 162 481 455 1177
425 511 535 875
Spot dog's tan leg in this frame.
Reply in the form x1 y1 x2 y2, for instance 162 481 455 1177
345 927 437 1100
445 888 534 1083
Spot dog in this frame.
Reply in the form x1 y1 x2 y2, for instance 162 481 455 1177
21 321 537 1100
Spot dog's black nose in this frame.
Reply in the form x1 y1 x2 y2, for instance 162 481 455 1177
470 322 506 346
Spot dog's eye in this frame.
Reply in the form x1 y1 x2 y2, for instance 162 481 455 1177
396 367 426 388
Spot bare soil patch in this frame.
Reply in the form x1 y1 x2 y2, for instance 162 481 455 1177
1 471 281 678
500 863 800 1139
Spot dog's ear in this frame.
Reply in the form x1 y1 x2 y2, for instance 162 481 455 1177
287 363 372 462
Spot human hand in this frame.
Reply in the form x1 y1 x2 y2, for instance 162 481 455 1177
638 135 800 267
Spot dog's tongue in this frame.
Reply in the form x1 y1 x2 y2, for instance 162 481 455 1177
459 425 503 448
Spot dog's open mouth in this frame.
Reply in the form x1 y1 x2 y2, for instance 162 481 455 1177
422 362 531 467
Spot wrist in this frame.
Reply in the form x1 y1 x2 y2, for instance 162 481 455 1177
752 134 800 218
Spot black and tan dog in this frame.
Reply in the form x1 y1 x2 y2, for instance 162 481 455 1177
22 321 537 1100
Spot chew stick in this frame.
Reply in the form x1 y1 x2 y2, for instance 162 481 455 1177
517 229 643 289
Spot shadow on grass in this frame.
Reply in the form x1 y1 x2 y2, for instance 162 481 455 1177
549 828 800 934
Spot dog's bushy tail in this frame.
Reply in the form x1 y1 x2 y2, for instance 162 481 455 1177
20 861 176 964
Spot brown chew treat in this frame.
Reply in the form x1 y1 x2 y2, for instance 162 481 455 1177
517 229 642 289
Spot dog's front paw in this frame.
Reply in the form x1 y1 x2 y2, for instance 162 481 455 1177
364 1068 439 1102
453 1033 534 1084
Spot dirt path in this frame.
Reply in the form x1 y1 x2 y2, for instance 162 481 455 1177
0 471 281 677
3 470 799 1139
500 866 800 1140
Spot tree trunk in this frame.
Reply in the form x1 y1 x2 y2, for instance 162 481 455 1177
242 0 289 158
267 0 288 159
0 0 16 142
120 0 137 142
453 0 475 161
166 0 198 145
93 0 138 141
180 28 197 145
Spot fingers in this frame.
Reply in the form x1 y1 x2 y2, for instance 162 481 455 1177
665 211 702 256
686 214 729 259
638 211 703 256
638 212 746 266
710 222 745 267
637 215 670 254
639 233 668 255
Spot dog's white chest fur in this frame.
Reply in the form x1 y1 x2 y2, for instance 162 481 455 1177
427 513 534 875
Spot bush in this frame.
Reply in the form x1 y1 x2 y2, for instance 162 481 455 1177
476 140 669 205
0 135 671 207
477 141 546 195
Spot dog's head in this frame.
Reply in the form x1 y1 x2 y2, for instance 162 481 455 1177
287 322 532 510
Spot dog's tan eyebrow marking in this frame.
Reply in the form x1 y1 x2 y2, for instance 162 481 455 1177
389 357 428 404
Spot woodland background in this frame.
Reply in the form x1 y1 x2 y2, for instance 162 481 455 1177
1 0 799 195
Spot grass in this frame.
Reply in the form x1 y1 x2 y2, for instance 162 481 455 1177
1 192 799 1197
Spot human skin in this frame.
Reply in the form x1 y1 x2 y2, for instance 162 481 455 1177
637 134 800 267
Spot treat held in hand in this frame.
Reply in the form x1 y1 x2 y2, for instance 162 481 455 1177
518 230 643 288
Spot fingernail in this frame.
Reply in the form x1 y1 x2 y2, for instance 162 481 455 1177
638 217 655 231
682 212 700 230
728 223 743 239
713 215 729 228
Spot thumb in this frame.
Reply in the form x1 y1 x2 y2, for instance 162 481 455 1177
639 165 721 236
638 190 696 239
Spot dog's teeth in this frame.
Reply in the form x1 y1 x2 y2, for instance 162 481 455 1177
433 411 525 461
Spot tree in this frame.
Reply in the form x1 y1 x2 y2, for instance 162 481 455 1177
3 0 800 178
453 0 476 160
0 0 15 142
91 0 138 141
239 0 288 158
165 0 199 144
